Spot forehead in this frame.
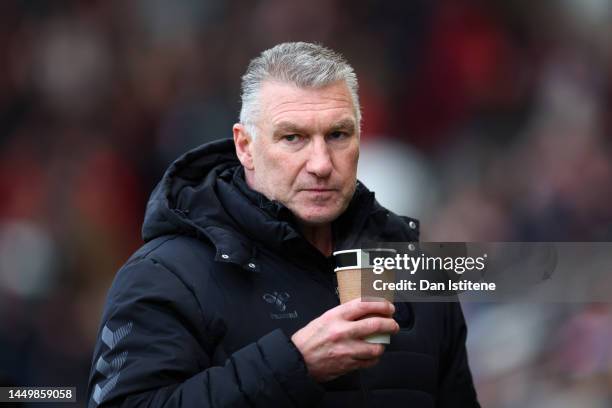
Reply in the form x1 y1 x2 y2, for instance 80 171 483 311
257 81 356 129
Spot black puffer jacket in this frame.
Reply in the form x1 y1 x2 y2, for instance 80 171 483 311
87 139 479 407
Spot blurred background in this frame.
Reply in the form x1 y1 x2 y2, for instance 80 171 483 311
0 0 611 406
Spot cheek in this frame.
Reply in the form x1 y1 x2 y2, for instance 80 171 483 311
259 153 297 192
337 148 359 180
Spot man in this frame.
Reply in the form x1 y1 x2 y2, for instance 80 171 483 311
88 42 479 407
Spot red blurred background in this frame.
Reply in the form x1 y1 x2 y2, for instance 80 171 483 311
1 1 611 406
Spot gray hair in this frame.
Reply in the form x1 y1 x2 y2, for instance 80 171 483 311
239 42 361 138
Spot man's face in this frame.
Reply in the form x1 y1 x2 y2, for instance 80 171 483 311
241 80 359 226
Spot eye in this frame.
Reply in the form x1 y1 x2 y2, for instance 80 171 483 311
328 131 348 140
283 134 299 142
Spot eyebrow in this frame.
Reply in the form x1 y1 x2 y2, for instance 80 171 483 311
329 119 356 134
273 121 307 136
272 118 357 136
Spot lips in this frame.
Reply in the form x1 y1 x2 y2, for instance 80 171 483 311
302 188 336 193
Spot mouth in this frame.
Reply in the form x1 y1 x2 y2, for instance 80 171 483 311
302 188 336 193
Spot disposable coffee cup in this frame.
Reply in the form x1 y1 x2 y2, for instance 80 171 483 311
333 248 396 344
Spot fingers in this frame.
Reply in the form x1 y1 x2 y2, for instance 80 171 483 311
350 342 384 371
322 341 383 376
357 357 381 369
293 304 394 382
350 341 386 360
347 316 399 339
337 298 395 321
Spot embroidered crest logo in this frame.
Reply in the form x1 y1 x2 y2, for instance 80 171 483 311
263 292 298 319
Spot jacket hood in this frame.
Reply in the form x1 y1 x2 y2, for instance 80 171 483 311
142 138 270 268
142 138 415 269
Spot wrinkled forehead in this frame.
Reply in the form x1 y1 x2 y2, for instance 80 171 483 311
257 81 358 130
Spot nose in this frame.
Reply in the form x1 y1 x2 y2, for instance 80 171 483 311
306 137 333 178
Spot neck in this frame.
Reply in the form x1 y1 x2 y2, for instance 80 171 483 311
300 223 333 256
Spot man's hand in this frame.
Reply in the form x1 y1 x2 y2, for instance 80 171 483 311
291 298 399 382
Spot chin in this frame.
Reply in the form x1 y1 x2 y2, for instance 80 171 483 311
294 209 341 226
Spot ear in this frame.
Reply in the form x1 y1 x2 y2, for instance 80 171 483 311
233 123 255 170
